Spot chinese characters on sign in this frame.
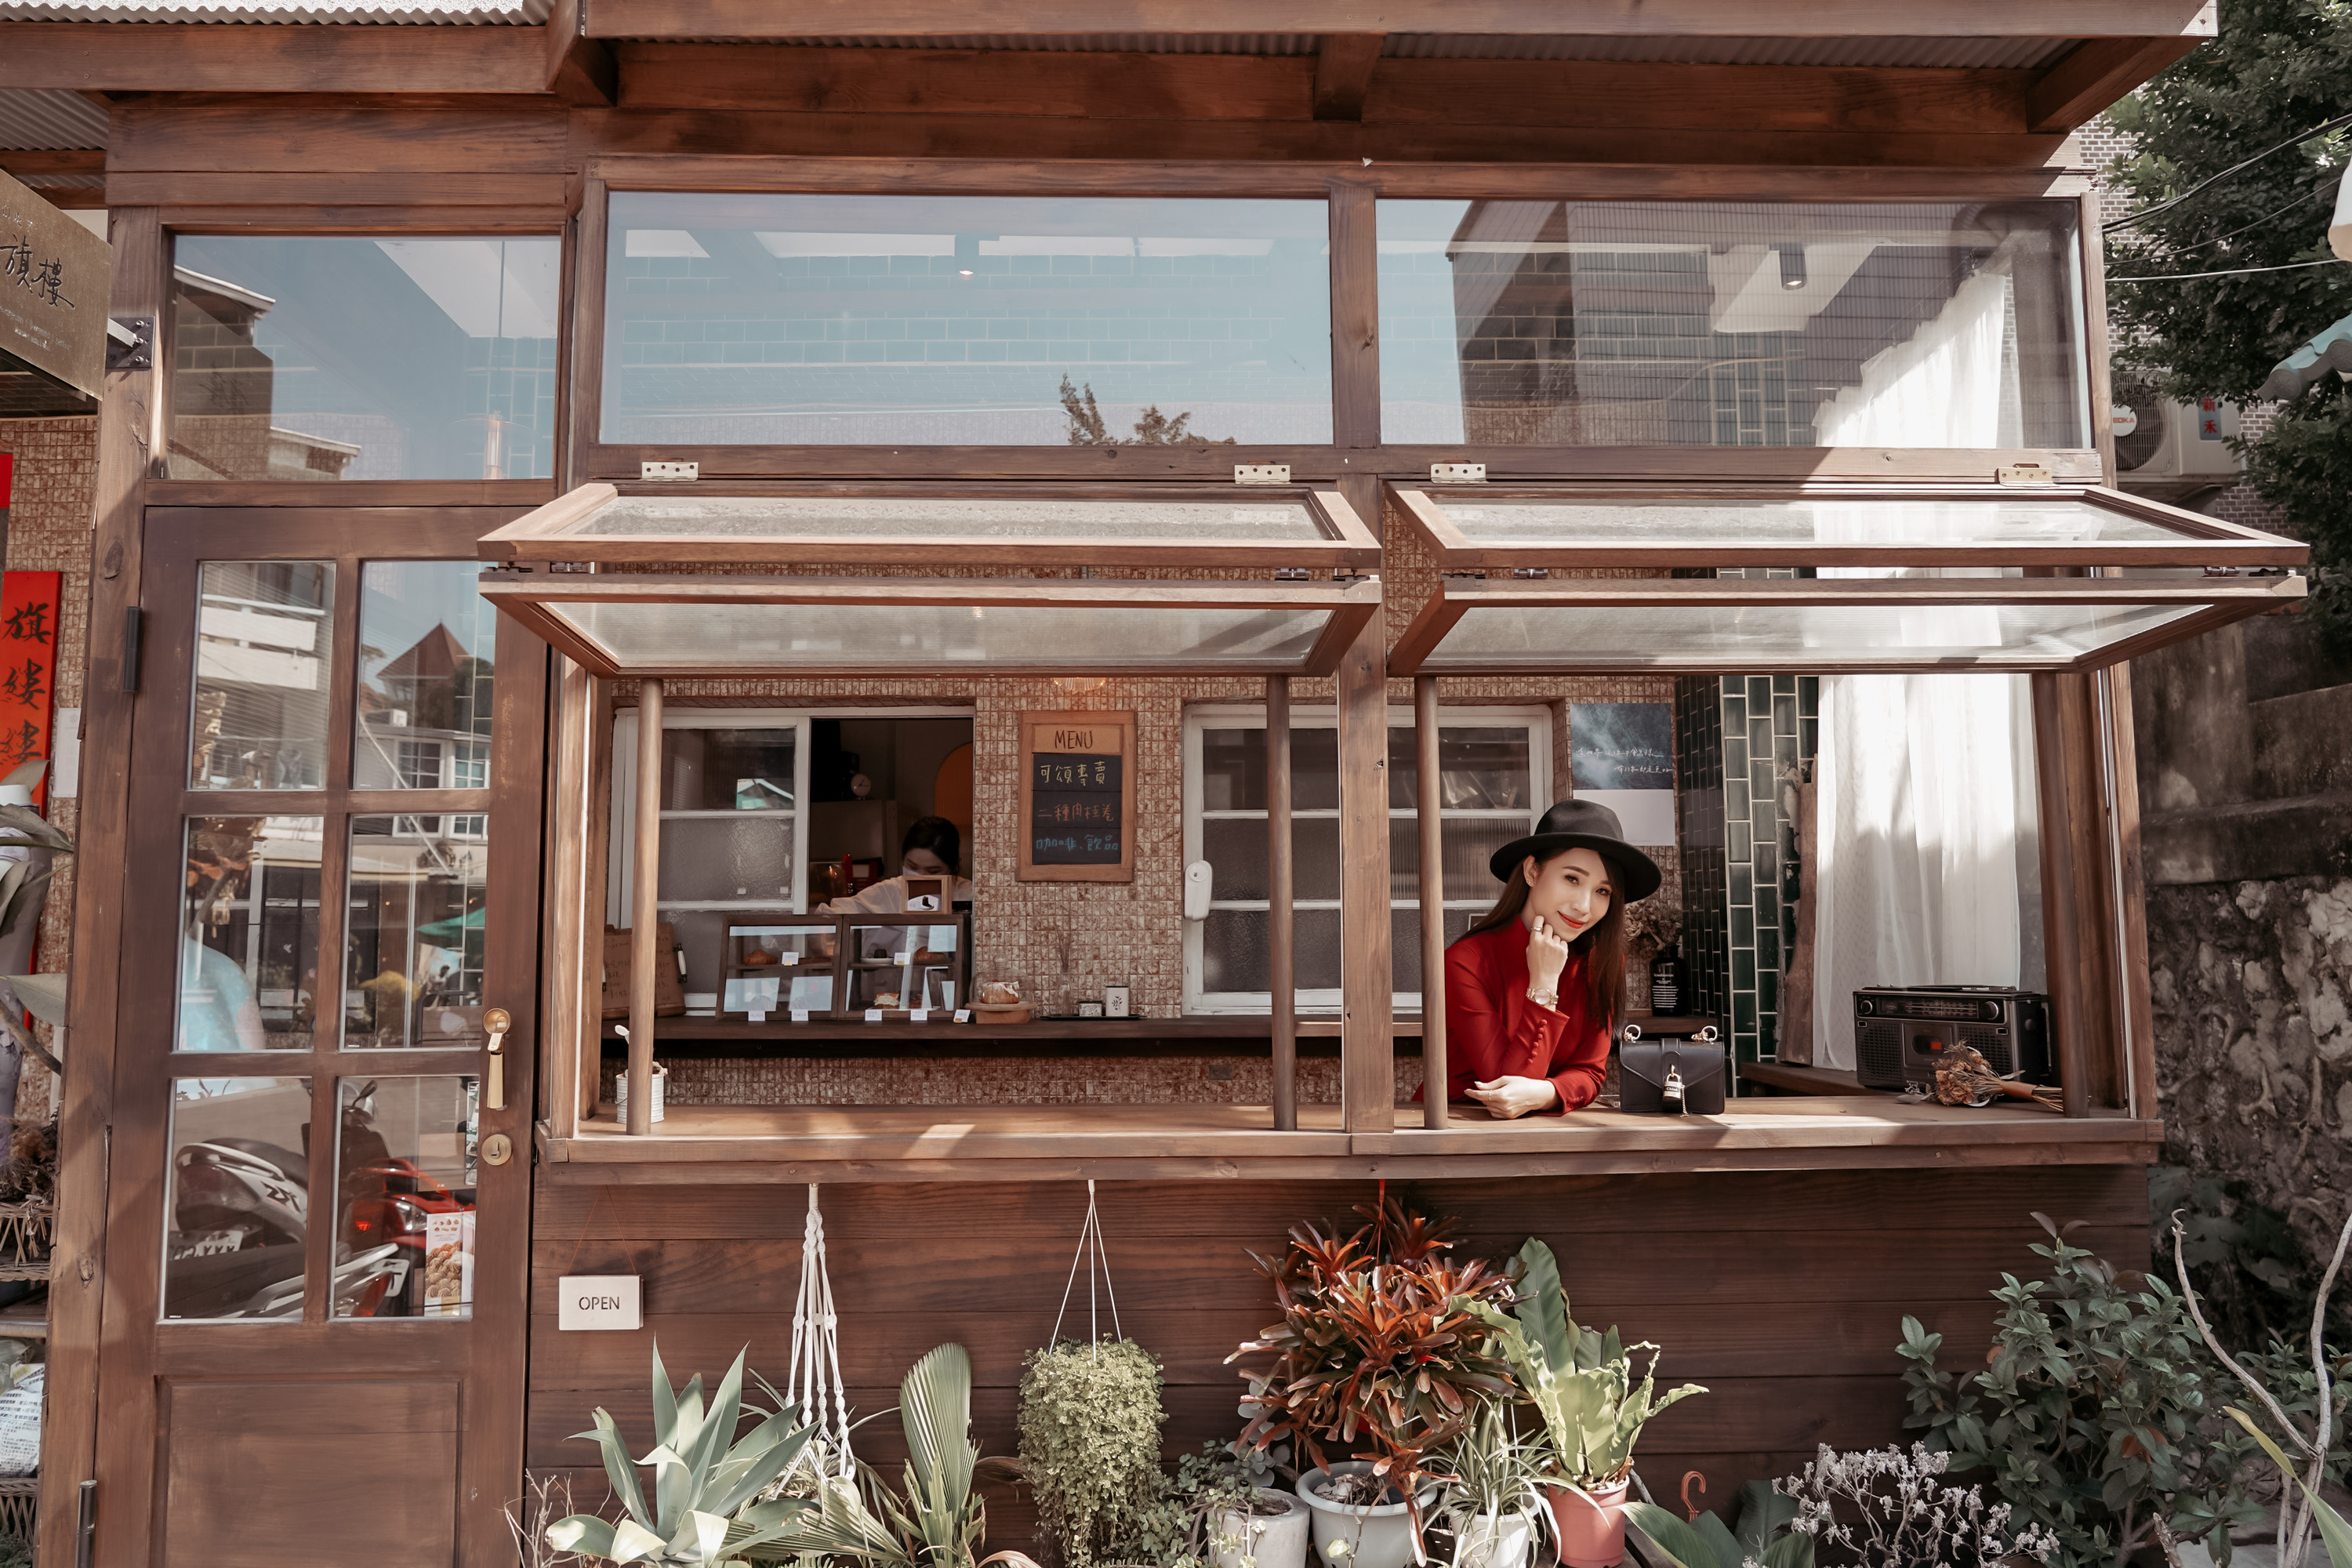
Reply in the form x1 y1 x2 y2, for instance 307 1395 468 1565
1018 711 1136 884
0 170 111 401
0 572 62 808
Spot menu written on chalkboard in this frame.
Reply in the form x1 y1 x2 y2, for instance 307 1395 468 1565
1018 711 1136 883
1029 752 1123 865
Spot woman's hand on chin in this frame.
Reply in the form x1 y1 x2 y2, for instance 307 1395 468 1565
1467 1076 1560 1120
1525 916 1572 999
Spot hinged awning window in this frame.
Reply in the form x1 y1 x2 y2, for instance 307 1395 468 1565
480 481 1380 572
1388 482 2304 572
482 574 1381 678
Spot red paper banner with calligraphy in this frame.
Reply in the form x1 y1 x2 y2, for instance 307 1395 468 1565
0 571 61 808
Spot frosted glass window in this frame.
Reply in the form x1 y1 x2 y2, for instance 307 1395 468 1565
576 493 1329 543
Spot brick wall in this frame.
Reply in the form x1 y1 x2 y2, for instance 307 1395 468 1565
0 417 100 1125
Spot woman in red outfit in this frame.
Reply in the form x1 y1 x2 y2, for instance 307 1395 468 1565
1443 799 1661 1118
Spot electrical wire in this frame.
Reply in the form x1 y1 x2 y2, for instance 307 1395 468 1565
2135 183 2329 258
2108 256 2347 282
2103 110 2352 234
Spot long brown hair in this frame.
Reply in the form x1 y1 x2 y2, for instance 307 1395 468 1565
1461 849 1629 1027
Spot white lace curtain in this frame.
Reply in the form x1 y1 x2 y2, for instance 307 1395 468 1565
1808 270 2043 1069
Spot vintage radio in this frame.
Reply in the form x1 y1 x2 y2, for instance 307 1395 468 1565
1853 985 2054 1091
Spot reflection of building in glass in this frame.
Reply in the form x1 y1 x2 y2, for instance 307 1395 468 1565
344 814 488 1050
191 562 332 791
176 813 325 1051
357 621 494 793
169 267 362 481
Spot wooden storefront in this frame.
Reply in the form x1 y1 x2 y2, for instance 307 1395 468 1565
3 4 2293 1564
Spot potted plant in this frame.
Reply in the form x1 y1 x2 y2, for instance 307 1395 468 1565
1468 1240 1704 1568
1427 1403 1549 1568
1015 1338 1168 1568
1229 1201 1517 1568
1135 1440 1312 1568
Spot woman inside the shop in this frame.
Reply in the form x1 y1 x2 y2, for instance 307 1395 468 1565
1443 799 1660 1118
818 815 975 914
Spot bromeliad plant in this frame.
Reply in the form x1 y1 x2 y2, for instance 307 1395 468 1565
1468 1239 1705 1492
1229 1201 1517 1544
548 1344 816 1566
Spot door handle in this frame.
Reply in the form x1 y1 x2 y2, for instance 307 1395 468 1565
484 1007 511 1111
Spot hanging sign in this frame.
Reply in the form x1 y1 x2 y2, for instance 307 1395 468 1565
1017 710 1134 884
0 171 111 401
557 1274 643 1331
1570 702 1676 848
0 571 60 809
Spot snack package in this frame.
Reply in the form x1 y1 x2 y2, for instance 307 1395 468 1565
423 1210 474 1317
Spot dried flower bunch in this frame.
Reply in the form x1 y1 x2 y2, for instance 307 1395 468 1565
1229 1200 1517 1538
1774 1444 2056 1568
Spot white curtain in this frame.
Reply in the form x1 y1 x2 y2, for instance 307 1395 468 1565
1809 270 2041 1069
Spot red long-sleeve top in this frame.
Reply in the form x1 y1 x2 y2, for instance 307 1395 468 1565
1438 922 1612 1114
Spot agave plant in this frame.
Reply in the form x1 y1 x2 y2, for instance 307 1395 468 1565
1468 1239 1704 1488
548 1344 815 1566
754 1342 1040 1568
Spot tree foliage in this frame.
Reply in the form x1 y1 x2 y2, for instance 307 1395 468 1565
2103 0 2352 642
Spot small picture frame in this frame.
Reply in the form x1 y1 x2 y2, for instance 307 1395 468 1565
1105 983 1131 1018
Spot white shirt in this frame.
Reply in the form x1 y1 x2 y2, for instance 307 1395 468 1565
820 873 975 916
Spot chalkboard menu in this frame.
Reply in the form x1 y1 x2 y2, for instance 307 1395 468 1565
1017 710 1136 883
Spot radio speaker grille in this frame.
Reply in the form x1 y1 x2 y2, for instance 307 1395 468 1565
1857 1022 1904 1087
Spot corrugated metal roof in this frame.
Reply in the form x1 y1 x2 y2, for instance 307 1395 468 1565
641 32 1319 53
1384 34 2076 69
0 89 107 150
0 0 544 21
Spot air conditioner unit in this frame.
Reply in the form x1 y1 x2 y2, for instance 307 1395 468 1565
2112 395 2241 481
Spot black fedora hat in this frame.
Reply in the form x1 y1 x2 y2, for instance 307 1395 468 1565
1488 798 1662 902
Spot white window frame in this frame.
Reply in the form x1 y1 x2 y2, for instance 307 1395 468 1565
1181 702 1551 1017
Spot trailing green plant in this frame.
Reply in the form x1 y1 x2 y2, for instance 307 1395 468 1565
1466 1237 1704 1490
1897 1213 2260 1567
1132 1440 1287 1568
754 1343 1039 1568
2152 1163 2334 1349
1622 1478 1812 1568
1016 1338 1168 1568
548 1344 816 1566
2171 1203 2352 1568
1633 1446 2053 1568
1229 1201 1518 1547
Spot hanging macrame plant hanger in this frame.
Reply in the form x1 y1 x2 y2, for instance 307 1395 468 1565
788 1182 858 1479
1050 1178 1123 1352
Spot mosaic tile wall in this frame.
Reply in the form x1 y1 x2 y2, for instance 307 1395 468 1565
1674 673 1819 1072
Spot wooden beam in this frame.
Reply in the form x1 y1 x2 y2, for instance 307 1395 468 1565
586 0 2218 41
1334 511 1394 1135
1417 676 1448 1129
546 0 619 106
1268 675 1297 1132
2027 29 2208 130
1312 33 1385 122
0 149 103 179
626 680 663 1136
0 20 547 93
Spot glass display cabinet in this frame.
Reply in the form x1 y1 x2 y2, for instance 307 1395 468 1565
717 912 971 1022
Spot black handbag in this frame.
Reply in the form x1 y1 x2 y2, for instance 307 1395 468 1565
1617 1024 1726 1115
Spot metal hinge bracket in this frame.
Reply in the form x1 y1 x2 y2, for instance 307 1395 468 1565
641 460 698 481
1512 567 1550 579
1431 462 1486 483
1233 463 1290 485
1995 462 2056 485
1274 566 1312 581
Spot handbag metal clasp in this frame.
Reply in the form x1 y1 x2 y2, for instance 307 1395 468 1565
1661 1062 1688 1114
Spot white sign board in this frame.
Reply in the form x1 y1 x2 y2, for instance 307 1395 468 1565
558 1274 643 1331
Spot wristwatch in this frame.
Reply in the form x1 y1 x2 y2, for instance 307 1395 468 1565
1525 985 1557 1009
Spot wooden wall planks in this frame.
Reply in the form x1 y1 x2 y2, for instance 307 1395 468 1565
524 1167 2149 1505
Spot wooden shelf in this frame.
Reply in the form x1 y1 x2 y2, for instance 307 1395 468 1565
535 1096 2158 1184
598 1013 1726 1054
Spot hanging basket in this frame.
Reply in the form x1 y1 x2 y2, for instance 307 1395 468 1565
786 1184 858 1482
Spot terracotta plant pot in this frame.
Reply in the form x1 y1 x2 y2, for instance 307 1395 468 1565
1544 1479 1632 1568
1297 1463 1416 1568
1210 1486 1312 1568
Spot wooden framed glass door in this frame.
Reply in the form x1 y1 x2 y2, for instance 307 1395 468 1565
87 506 546 1566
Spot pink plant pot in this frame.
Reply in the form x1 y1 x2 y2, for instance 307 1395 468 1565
1544 1479 1632 1568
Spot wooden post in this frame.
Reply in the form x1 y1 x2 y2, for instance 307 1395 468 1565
627 678 663 1134
1335 605 1395 1133
543 654 592 1141
1267 674 1297 1131
1416 676 1446 1127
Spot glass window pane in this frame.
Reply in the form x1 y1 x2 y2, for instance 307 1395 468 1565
1387 816 1533 903
354 562 495 790
579 494 1329 544
662 726 796 810
1427 599 2201 670
659 816 797 905
1386 726 1534 810
169 237 561 482
1379 200 2085 448
1428 495 2183 548
722 920 835 1016
165 1077 310 1321
1202 816 1339 902
177 815 324 1052
334 1076 478 1320
562 600 1333 672
1202 907 1341 995
192 562 333 790
603 194 1333 446
343 815 490 1048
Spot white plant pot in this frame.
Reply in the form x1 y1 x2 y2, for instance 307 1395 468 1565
1211 1486 1312 1568
613 1062 666 1124
1453 1512 1533 1568
1297 1463 1416 1568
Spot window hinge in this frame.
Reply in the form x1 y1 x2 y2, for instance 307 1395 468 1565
1512 567 1550 579
641 460 698 481
1443 570 1489 581
1430 462 1486 483
1233 464 1290 485
1274 566 1312 581
1995 462 2056 485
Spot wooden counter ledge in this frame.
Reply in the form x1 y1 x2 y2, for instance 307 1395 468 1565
534 1096 2160 1185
